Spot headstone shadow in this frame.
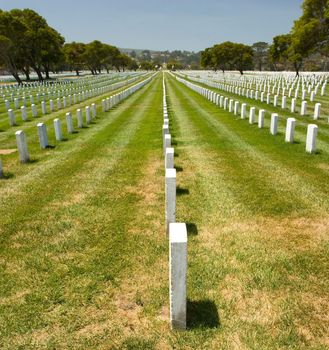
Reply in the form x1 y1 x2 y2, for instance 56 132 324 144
186 222 198 236
176 186 189 196
187 299 220 329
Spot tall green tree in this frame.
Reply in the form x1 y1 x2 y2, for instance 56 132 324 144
252 42 269 71
63 42 86 76
0 10 27 83
11 9 64 80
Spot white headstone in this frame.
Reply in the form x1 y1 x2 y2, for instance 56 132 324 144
301 101 307 116
165 147 174 169
85 106 91 124
21 106 27 121
166 168 176 232
15 130 30 163
54 118 63 141
258 109 265 128
270 113 278 135
164 134 171 154
249 107 255 124
306 124 318 154
8 109 15 126
37 123 48 149
66 112 74 134
169 223 187 330
285 118 296 143
77 109 83 128
241 103 247 119
31 104 38 118
291 98 296 113
314 103 321 120
41 101 47 115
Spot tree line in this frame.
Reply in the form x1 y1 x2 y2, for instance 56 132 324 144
201 0 329 75
0 9 138 84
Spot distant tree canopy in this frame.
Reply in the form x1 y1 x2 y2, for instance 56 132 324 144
0 8 135 83
201 0 329 74
201 42 254 74
0 8 64 83
269 0 329 75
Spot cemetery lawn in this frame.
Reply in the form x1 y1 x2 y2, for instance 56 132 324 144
0 72 328 349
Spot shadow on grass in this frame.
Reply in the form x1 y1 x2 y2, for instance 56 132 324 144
176 166 183 172
177 186 189 196
27 158 39 164
186 223 198 236
1 172 14 180
46 145 56 149
187 299 220 329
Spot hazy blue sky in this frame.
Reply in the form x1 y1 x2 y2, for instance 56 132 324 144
1 0 303 51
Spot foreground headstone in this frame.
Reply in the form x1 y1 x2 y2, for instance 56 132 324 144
15 130 30 163
314 103 321 120
234 101 239 115
241 103 247 119
306 124 318 154
285 118 296 143
66 112 74 134
169 223 187 330
164 134 171 154
165 168 176 232
77 109 83 128
37 123 49 149
165 147 174 169
91 103 97 118
270 113 278 135
281 96 286 109
41 101 47 115
8 109 15 126
54 119 63 141
249 107 255 124
291 98 296 113
85 106 91 124
31 104 38 118
21 106 27 121
258 110 265 128
301 101 307 116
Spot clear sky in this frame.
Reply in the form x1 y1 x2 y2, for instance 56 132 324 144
1 0 303 52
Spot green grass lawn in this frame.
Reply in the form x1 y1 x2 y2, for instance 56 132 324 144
0 73 328 349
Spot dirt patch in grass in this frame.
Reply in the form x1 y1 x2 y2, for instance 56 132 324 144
0 149 16 155
318 162 329 171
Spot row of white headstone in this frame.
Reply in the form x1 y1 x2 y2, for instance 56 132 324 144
5 75 146 127
175 75 319 154
183 70 328 101
2 73 143 109
1 72 141 102
163 75 188 331
178 72 324 121
13 75 155 165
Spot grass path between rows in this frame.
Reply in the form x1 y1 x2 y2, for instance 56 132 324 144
0 74 171 349
163 72 328 349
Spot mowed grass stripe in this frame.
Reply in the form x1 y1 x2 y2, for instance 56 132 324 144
0 76 155 240
166 76 305 219
180 74 329 149
168 74 329 215
0 76 154 202
0 74 169 348
0 75 148 135
164 74 329 349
